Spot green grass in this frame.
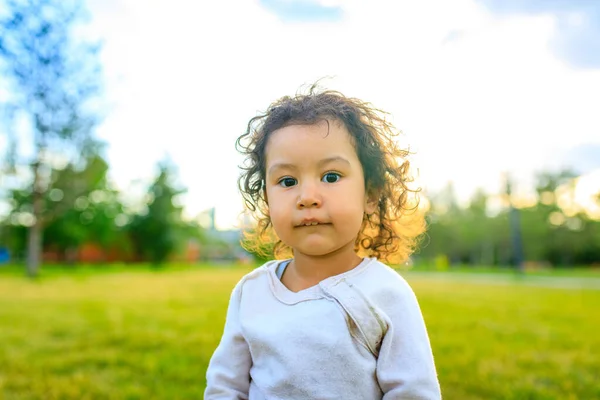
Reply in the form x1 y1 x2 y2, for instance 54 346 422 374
404 263 600 278
1 265 599 399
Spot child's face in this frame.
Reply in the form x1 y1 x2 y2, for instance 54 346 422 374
264 120 377 258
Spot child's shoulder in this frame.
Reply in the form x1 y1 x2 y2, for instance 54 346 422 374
231 259 282 295
349 258 417 303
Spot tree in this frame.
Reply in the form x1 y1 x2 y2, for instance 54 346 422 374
3 150 131 263
43 151 131 262
420 170 600 268
421 182 464 264
0 0 103 276
128 162 189 265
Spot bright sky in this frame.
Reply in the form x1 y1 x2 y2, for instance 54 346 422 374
85 0 600 230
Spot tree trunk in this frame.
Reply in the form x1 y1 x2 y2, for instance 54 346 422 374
26 160 43 278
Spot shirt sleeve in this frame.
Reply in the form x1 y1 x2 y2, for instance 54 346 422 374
204 281 252 400
376 279 441 400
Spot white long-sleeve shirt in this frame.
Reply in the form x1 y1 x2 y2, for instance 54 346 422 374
205 257 441 399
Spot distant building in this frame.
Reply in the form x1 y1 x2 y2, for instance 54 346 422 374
198 207 251 263
199 228 251 264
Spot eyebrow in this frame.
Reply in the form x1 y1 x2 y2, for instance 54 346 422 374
267 156 351 176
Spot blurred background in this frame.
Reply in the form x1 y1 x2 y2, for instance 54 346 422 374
1 0 600 272
0 0 599 399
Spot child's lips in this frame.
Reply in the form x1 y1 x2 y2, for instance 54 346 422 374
296 219 329 227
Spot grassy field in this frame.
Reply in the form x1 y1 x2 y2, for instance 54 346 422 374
1 264 599 399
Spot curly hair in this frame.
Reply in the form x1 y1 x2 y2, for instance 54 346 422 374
236 83 425 264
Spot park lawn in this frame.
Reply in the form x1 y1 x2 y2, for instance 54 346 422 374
0 265 599 399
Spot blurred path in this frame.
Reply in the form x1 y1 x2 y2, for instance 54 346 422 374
401 272 600 290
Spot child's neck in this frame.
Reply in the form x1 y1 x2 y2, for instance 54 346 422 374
287 245 363 290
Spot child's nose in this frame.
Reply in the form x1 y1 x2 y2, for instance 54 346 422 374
296 184 322 209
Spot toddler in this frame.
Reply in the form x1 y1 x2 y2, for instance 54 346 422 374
205 84 441 399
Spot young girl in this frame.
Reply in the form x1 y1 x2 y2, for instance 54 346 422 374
205 85 441 399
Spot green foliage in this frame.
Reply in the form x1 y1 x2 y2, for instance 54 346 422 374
0 266 598 399
2 151 131 261
46 153 127 247
421 170 600 267
0 155 207 266
127 162 193 265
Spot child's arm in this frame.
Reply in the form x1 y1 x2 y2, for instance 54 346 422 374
376 281 441 399
204 283 251 400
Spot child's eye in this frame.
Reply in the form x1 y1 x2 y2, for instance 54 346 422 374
322 172 341 183
278 177 297 187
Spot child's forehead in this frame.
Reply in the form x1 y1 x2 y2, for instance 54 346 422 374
264 121 360 170
266 120 355 153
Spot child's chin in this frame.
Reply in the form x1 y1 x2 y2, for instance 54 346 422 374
294 242 338 256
